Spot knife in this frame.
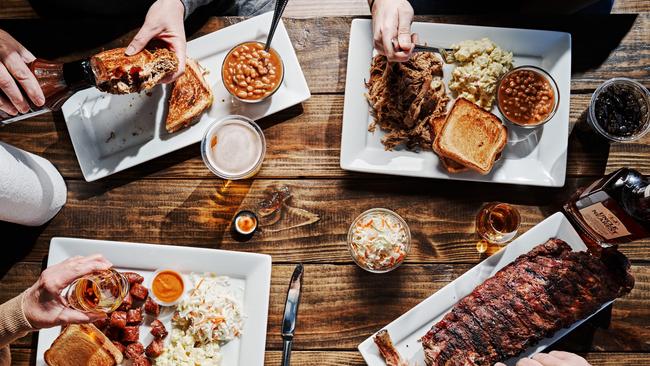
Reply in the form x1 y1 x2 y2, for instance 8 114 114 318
281 263 304 366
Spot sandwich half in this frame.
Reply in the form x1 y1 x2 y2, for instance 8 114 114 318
44 323 124 366
433 98 507 175
165 58 213 133
91 47 178 94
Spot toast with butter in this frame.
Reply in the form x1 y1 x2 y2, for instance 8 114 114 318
44 324 123 366
433 98 507 175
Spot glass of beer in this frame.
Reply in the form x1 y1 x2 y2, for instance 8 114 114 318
475 202 521 245
65 269 129 313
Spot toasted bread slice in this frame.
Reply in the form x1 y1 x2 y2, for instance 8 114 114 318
91 47 178 94
433 98 507 175
45 324 123 366
165 58 213 133
430 115 468 173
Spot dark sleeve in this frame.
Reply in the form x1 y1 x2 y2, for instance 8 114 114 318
181 0 215 18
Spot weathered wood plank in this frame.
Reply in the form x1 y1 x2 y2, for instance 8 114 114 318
3 177 650 264
4 263 649 351
1 94 649 181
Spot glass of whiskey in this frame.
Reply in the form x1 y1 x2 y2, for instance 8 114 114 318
475 202 521 245
65 269 129 313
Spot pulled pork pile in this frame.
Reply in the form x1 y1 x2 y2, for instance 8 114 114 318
366 52 448 151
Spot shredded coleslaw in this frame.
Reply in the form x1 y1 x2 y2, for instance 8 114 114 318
349 210 409 271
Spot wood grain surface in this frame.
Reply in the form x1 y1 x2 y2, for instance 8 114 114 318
1 3 649 366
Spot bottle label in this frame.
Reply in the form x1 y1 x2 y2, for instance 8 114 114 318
579 202 632 240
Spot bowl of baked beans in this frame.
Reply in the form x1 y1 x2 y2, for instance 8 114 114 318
222 41 284 103
496 66 559 128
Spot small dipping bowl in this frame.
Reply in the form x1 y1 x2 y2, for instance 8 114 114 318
201 115 266 180
587 77 650 142
150 269 186 306
233 210 258 236
222 41 284 103
347 208 411 273
496 66 559 128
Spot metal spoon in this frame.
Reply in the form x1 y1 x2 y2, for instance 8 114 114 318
264 0 290 52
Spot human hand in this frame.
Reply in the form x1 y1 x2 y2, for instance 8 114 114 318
370 0 416 62
0 29 44 116
495 351 592 366
22 255 112 329
126 0 186 82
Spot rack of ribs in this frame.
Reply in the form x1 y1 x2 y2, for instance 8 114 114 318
421 238 634 366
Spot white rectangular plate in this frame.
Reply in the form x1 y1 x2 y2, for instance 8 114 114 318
62 11 311 182
36 237 272 366
341 19 571 187
358 212 612 366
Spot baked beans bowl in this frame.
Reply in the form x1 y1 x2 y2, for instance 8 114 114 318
496 66 559 128
221 41 284 103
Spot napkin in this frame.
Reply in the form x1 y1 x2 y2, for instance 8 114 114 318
0 142 67 226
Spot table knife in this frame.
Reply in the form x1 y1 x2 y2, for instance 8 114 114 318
281 263 303 366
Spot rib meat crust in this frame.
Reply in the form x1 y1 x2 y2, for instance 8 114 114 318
421 238 634 366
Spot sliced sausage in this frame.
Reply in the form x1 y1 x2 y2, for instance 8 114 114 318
124 342 145 359
145 338 164 358
150 319 168 339
132 355 152 366
123 271 144 285
130 283 149 301
144 297 160 317
127 308 143 325
109 311 127 329
121 326 140 343
117 292 133 311
103 326 122 341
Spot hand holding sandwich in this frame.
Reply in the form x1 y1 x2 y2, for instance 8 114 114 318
22 255 112 329
0 29 44 116
370 0 416 62
126 0 187 83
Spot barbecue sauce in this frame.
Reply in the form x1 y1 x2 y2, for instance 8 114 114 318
564 168 650 251
0 58 96 124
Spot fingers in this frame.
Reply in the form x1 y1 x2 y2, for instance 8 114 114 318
516 358 544 366
0 62 29 113
531 353 570 366
396 3 414 52
0 92 17 115
159 36 186 83
58 308 107 325
4 51 44 106
126 25 158 56
547 351 588 363
40 255 112 294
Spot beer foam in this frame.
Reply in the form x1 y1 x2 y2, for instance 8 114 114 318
206 120 263 176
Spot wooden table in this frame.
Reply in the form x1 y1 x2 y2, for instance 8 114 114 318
1 5 649 366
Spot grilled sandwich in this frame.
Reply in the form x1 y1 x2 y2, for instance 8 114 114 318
91 47 178 94
433 98 507 175
44 323 124 366
165 58 213 133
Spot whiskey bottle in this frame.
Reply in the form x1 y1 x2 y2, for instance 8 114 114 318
564 168 650 249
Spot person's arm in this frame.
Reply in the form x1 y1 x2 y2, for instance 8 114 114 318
0 255 111 365
369 0 416 62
